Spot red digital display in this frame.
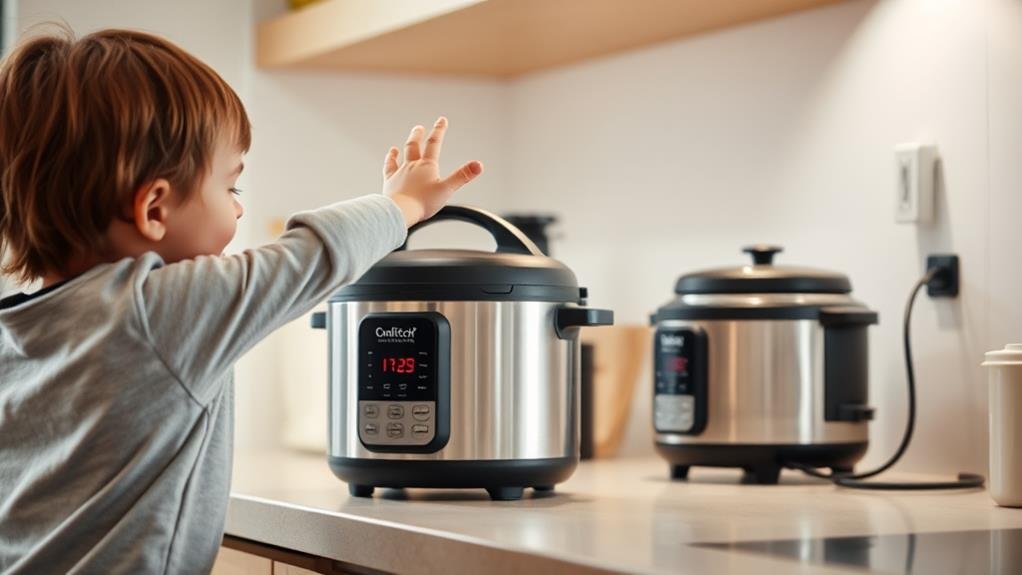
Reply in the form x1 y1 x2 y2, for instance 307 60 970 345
381 357 416 374
665 356 688 375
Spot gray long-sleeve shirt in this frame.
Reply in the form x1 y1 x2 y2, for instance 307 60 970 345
0 195 407 574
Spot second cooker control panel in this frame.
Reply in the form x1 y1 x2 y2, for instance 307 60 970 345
654 326 708 435
357 312 450 452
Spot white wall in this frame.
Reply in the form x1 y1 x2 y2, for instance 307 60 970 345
507 0 996 475
251 0 1017 474
988 0 1022 354
15 0 250 88
9 0 1020 476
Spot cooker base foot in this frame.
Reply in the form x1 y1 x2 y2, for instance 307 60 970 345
348 484 375 498
487 487 525 501
670 465 691 480
741 465 782 485
533 485 555 492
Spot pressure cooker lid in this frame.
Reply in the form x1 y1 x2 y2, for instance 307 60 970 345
332 206 583 303
674 245 852 295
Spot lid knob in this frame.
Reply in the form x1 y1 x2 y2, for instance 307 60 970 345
742 245 784 266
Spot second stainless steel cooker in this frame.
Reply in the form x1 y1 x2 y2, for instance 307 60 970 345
651 246 878 484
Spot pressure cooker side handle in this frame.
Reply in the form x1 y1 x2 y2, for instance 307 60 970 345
818 306 879 327
819 306 878 423
398 205 544 256
555 307 615 339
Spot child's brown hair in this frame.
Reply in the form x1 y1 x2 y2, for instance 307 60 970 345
0 27 251 282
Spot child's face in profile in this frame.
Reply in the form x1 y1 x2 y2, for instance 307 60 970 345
161 138 245 261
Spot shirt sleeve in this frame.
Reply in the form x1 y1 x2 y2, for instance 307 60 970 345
134 194 407 405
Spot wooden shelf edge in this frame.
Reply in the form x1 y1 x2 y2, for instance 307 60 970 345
256 0 482 69
256 0 851 78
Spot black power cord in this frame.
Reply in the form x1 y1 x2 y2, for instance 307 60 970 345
787 267 985 490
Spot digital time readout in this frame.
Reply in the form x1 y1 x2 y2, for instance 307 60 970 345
381 357 416 374
663 355 689 375
359 315 441 402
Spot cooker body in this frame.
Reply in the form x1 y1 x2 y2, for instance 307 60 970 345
328 300 579 467
653 317 871 483
655 318 869 445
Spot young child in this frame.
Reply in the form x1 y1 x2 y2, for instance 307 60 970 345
0 28 482 574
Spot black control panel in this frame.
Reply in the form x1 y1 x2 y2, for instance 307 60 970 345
653 326 708 434
357 312 450 452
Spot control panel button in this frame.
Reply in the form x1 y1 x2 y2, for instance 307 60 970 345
358 400 437 447
387 423 404 438
655 394 695 432
412 405 431 421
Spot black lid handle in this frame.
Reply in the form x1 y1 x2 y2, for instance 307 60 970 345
399 205 543 256
743 245 784 265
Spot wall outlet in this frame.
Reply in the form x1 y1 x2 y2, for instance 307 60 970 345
926 254 959 298
894 143 936 224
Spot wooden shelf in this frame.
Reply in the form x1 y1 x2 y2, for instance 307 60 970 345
256 0 848 78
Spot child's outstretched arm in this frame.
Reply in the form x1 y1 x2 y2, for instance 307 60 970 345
136 117 481 405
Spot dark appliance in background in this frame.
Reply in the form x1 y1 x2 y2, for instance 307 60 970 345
502 214 558 257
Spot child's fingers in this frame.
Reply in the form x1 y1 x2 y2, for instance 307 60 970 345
422 117 447 161
440 160 483 192
383 147 399 178
405 125 424 162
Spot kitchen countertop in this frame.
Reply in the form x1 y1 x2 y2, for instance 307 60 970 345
227 450 1021 574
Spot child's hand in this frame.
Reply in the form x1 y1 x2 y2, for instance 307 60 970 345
382 117 484 227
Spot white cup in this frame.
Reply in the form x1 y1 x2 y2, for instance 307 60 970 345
983 344 1022 507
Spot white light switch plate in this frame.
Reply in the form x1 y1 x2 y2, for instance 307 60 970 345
894 143 936 224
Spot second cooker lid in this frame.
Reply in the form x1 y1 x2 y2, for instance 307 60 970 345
674 245 852 295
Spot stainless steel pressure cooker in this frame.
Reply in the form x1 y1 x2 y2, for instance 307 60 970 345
650 246 878 484
312 205 613 500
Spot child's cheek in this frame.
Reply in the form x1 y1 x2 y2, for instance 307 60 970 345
216 219 237 253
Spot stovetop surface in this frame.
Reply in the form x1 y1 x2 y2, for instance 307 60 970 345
695 528 1022 574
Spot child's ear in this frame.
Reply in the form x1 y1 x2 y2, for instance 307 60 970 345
133 178 174 242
